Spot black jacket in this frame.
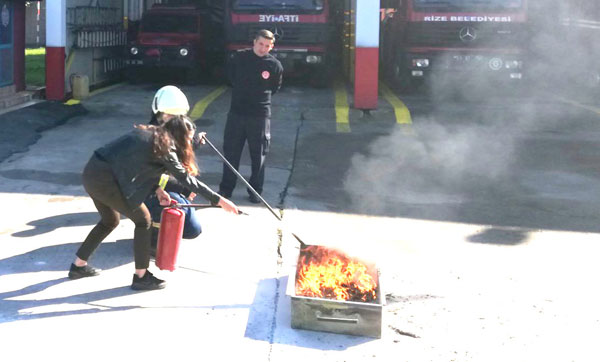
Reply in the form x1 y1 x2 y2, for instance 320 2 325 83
227 48 283 118
94 128 220 207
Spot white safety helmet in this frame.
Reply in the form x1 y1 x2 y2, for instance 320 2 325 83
151 85 190 115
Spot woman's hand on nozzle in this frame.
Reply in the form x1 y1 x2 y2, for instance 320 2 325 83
218 196 239 215
194 132 207 145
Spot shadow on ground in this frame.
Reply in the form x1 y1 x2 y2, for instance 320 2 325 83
467 227 530 246
0 239 133 276
0 239 140 323
12 212 98 237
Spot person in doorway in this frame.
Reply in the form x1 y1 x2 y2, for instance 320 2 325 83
145 86 205 245
218 29 283 203
68 115 239 290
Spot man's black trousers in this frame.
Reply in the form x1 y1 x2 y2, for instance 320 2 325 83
219 111 271 196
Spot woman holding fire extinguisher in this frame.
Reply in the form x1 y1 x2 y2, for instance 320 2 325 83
68 112 239 291
144 85 207 246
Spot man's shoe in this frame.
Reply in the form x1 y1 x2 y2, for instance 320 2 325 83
248 193 261 204
131 270 166 291
218 189 232 198
68 263 100 280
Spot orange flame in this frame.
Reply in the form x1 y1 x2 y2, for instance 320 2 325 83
295 246 378 303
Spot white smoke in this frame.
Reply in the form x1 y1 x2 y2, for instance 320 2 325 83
344 0 599 214
343 120 518 213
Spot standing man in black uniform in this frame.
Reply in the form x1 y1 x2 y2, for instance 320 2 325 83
219 29 283 203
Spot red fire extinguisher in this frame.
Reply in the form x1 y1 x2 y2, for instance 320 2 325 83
155 201 185 271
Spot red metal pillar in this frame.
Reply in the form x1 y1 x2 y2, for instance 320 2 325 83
45 0 66 100
353 0 379 110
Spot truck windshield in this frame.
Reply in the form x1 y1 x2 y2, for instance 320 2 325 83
413 0 523 11
141 14 198 33
231 0 324 11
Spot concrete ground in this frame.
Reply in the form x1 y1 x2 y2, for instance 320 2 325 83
1 80 599 362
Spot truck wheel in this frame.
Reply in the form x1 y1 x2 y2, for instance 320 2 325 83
391 60 413 93
126 68 144 84
184 67 202 85
209 64 226 83
310 69 332 88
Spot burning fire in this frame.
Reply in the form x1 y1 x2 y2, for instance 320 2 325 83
295 245 378 303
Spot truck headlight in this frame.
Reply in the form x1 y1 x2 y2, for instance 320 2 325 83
306 55 322 64
180 48 189 57
130 47 139 55
505 60 522 69
412 59 429 67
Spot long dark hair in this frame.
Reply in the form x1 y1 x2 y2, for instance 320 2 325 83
136 115 198 176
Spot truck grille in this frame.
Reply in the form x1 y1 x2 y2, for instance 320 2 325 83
407 22 524 47
229 23 329 45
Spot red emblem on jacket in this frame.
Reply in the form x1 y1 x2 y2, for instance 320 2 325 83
262 71 270 79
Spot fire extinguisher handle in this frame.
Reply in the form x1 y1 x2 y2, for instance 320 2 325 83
174 203 217 209
171 203 249 215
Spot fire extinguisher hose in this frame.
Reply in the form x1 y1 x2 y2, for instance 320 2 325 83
202 135 307 248
202 136 282 221
173 203 248 215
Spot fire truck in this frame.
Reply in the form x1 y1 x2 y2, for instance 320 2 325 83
380 0 528 91
125 2 222 83
219 0 340 86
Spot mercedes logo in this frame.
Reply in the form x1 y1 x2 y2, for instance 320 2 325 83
271 26 284 41
459 27 477 43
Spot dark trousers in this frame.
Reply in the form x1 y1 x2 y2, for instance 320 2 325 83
219 111 270 196
77 155 152 269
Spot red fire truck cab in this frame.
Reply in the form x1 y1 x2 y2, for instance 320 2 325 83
125 3 221 83
221 0 339 86
380 0 528 91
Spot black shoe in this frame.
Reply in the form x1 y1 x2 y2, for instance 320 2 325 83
68 263 100 280
248 193 261 204
218 189 232 198
131 270 166 291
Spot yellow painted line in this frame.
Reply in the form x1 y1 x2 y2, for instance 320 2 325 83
553 95 600 116
64 99 80 106
380 83 412 124
189 86 228 120
334 80 351 133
